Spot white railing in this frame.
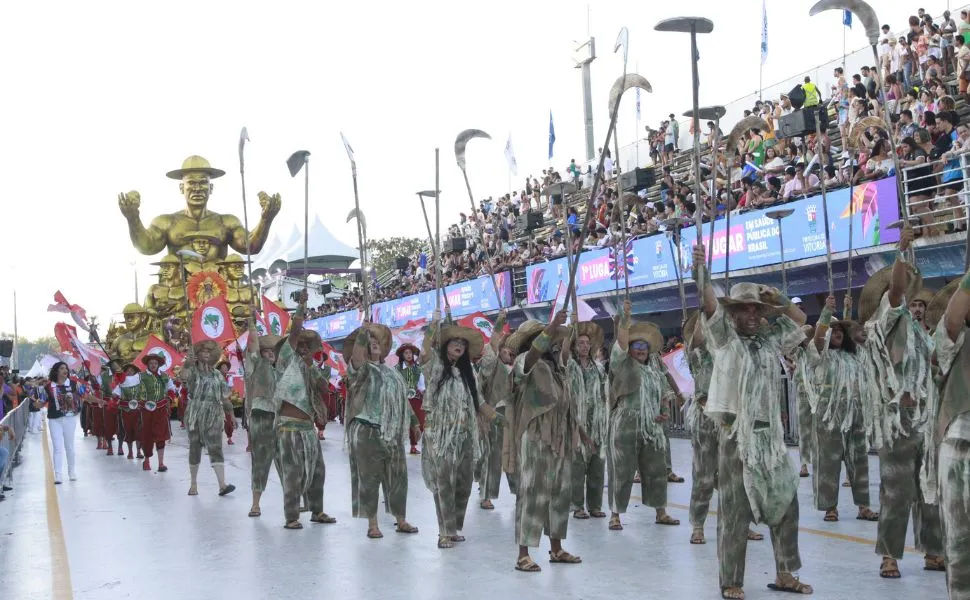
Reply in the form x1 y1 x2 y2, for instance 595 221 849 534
901 151 970 235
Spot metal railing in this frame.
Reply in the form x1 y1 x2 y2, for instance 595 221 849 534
0 401 30 485
902 150 970 235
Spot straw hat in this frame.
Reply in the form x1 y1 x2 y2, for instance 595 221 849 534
166 155 226 180
296 329 324 354
395 343 421 361
440 324 485 360
123 302 148 315
926 279 960 329
192 339 222 360
217 254 251 266
718 282 787 313
215 358 231 371
140 352 166 368
343 323 393 362
258 334 282 351
574 321 605 353
629 321 664 353
683 311 700 346
506 320 570 355
122 362 141 374
858 264 922 323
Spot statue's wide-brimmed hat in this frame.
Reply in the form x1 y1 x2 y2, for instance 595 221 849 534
258 334 283 351
192 339 222 360
140 352 166 368
926 279 960 329
574 321 605 352
440 324 485 359
183 231 223 246
217 254 251 266
123 302 147 315
297 330 324 354
151 255 180 267
858 264 923 323
718 282 787 314
629 321 664 353
395 343 420 360
166 155 226 180
343 324 393 362
506 320 570 355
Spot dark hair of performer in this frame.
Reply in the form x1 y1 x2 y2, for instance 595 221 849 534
435 337 480 410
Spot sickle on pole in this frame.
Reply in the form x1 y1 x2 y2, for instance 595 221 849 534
237 127 255 306
286 150 311 292
560 28 634 316
611 28 630 181
454 129 505 309
339 134 369 317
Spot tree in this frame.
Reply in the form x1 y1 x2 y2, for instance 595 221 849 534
366 237 426 276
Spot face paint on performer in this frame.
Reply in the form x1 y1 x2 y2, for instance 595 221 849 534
447 338 468 363
629 340 650 364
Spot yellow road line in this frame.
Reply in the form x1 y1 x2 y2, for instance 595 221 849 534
42 422 74 600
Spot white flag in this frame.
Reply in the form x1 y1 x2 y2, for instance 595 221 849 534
504 134 518 176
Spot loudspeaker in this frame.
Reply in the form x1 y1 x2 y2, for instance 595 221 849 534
516 212 544 233
777 106 829 139
319 283 332 295
443 237 467 253
0 340 11 359
395 257 409 271
618 167 656 192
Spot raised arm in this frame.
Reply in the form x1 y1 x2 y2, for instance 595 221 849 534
287 290 308 350
944 269 970 342
420 312 441 366
490 310 508 353
814 295 836 352
692 243 717 318
227 193 280 254
118 192 169 255
888 225 914 309
350 327 371 370
617 299 632 352
525 310 567 372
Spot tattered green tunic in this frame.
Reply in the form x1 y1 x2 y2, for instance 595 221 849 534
608 342 675 451
345 360 412 446
274 343 329 423
245 343 279 417
684 346 714 435
813 339 864 433
567 357 609 459
421 351 481 491
182 363 232 434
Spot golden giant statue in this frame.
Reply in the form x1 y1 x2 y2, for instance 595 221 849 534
110 303 152 361
219 254 254 327
144 254 185 323
118 155 281 259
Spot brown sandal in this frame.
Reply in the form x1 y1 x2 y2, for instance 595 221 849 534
721 587 745 600
590 510 606 518
924 555 946 571
480 499 494 510
573 509 590 519
437 535 454 549
690 529 706 544
767 576 813 594
823 509 839 522
515 556 541 572
395 522 419 534
856 507 879 521
667 472 685 483
656 513 680 526
367 527 384 539
284 521 303 530
880 557 901 578
548 550 582 564
608 516 623 531
310 512 337 524
747 529 764 541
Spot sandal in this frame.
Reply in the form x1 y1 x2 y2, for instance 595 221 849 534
480 499 494 510
799 466 809 478
633 473 641 483
823 509 839 522
248 509 261 518
767 576 813 594
367 528 384 539
310 513 337 524
284 521 303 530
157 465 168 473
656 513 680 526
667 472 685 483
721 588 745 600
548 549 582 564
437 536 454 549
856 507 879 521
451 535 465 543
573 509 590 520
515 556 541 572
187 487 199 496
842 480 851 487
218 484 236 497
924 555 946 571
747 529 764 541
590 510 606 518
609 516 624 531
690 529 706 544
880 557 901 578
395 522 419 534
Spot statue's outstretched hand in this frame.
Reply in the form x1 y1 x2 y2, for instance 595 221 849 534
258 192 281 219
118 191 141 221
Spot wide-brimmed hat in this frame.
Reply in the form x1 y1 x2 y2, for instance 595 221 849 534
629 321 664 353
718 282 787 313
214 358 231 371
506 320 570 355
343 323 393 362
258 334 282 351
926 279 959 329
122 362 141 373
217 254 250 266
123 302 147 315
183 231 223 246
150 254 180 267
395 343 421 360
574 321 605 352
440 324 485 359
192 339 222 360
166 155 226 180
858 264 922 323
140 352 166 368
296 329 324 354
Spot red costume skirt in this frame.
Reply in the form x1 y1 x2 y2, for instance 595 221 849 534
409 396 425 446
177 395 187 422
89 404 104 437
224 413 235 438
120 409 141 444
102 403 120 438
140 403 171 446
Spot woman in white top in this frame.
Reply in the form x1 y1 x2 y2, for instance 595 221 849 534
45 362 88 484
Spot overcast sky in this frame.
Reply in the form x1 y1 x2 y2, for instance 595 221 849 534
0 0 955 339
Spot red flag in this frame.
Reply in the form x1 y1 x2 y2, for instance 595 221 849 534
191 297 236 345
457 311 506 345
316 341 347 385
133 334 184 374
53 322 108 376
261 296 291 336
225 332 249 397
252 313 270 337
387 319 428 367
48 291 91 332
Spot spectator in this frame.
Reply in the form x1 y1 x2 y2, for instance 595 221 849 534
801 76 821 108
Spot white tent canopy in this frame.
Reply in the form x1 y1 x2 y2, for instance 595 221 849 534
282 215 358 263
254 224 301 269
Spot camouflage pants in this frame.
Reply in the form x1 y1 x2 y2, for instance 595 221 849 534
571 451 605 512
797 391 814 467
249 410 276 493
875 423 944 559
689 414 719 528
664 422 674 472
813 417 870 510
348 420 408 520
188 422 224 466
940 438 970 599
424 434 474 537
515 429 572 547
718 429 801 589
275 418 325 523
608 417 668 513
479 409 516 500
